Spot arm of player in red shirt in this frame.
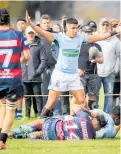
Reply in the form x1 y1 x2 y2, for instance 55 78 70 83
20 49 30 63
20 35 31 63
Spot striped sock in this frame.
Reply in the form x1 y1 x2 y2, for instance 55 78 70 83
16 110 22 120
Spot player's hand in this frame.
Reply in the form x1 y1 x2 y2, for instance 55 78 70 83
26 10 31 25
78 68 84 76
115 22 121 33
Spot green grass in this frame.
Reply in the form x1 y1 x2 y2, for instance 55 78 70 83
0 87 120 154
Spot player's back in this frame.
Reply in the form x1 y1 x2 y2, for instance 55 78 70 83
56 115 95 140
0 28 25 89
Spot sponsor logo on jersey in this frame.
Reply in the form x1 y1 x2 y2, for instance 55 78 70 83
81 121 89 139
0 40 17 47
62 49 79 57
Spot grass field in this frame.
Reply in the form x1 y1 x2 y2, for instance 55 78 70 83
0 88 120 154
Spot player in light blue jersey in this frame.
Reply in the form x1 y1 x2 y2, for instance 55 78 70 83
26 11 121 118
91 105 120 138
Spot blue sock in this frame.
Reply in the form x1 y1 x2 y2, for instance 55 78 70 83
16 110 22 120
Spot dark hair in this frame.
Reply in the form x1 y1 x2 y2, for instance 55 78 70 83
0 8 10 25
66 18 78 25
87 21 97 31
80 25 93 32
16 18 26 23
40 14 51 21
96 115 107 128
112 105 120 119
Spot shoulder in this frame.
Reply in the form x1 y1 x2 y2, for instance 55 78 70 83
12 29 24 38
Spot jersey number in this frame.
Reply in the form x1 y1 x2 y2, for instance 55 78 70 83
0 49 13 68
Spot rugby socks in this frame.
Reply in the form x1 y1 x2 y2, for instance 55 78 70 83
16 110 22 120
0 133 8 144
40 107 50 118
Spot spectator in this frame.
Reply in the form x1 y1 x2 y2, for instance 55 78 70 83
96 18 120 113
52 23 61 33
23 26 47 118
16 18 27 35
39 14 61 115
0 9 30 149
110 19 120 107
78 24 103 110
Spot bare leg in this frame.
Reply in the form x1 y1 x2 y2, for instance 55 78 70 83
0 98 6 129
0 99 17 149
17 99 23 110
71 89 86 106
45 90 61 109
16 99 23 120
1 100 16 133
40 90 60 117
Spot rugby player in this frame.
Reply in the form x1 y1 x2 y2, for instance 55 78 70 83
8 104 107 140
0 9 30 149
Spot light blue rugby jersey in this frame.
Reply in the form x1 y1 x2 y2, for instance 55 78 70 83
91 109 116 138
53 32 88 74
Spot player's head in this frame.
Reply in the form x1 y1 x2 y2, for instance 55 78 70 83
111 105 120 126
65 18 79 38
92 115 107 131
16 18 27 33
0 8 10 26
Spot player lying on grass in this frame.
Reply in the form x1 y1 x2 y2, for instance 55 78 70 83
8 105 107 140
91 105 120 138
71 104 120 138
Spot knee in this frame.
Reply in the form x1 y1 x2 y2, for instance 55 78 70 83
6 100 17 110
76 97 85 105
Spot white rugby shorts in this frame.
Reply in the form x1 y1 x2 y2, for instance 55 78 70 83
48 69 84 91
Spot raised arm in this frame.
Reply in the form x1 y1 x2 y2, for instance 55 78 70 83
88 23 121 43
26 10 54 42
